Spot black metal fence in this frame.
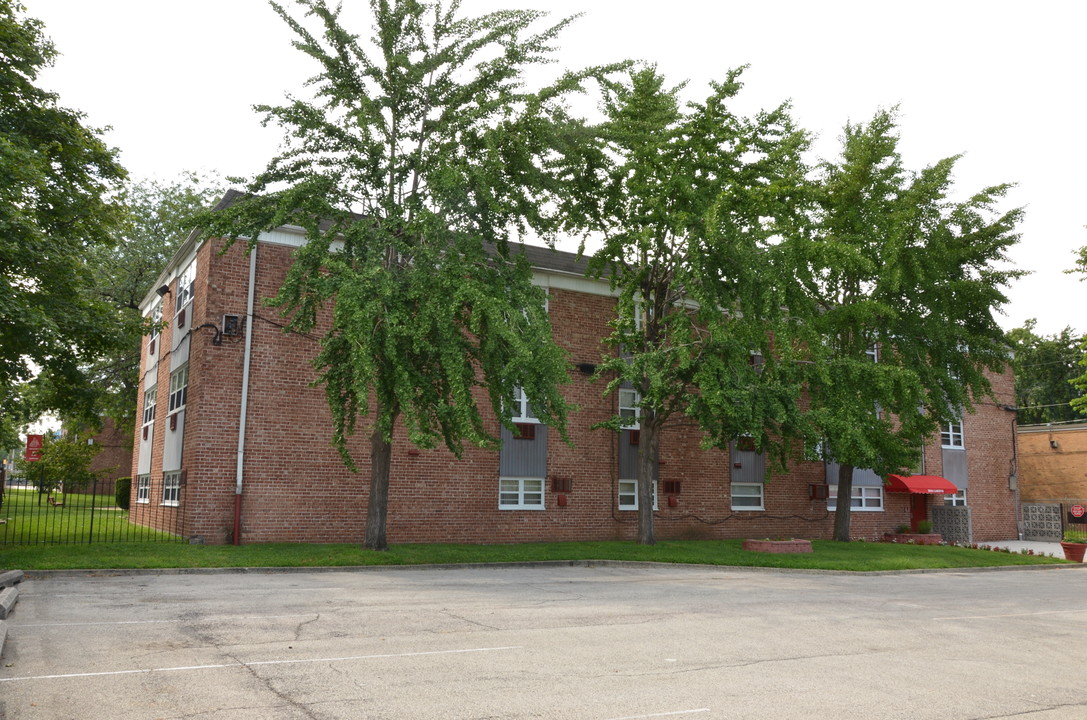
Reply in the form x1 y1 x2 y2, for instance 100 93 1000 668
0 480 186 545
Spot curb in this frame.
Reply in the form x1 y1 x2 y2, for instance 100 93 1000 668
0 570 24 658
18 557 1087 581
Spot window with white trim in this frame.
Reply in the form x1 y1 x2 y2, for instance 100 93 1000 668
866 343 880 363
175 260 195 317
168 365 189 413
827 485 883 511
619 388 640 429
499 477 543 509
136 474 150 504
731 483 765 510
142 386 157 426
944 489 967 506
941 418 964 448
509 386 539 423
162 471 181 506
618 478 657 510
149 300 162 341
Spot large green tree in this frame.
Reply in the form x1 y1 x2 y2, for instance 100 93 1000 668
82 173 224 433
1071 245 1087 416
1007 320 1085 425
797 110 1022 541
0 0 127 436
582 67 812 544
202 0 620 550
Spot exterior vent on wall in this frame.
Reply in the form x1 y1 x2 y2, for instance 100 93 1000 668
513 422 535 440
142 425 149 440
222 314 241 336
663 480 681 495
809 483 830 500
148 338 156 356
629 429 640 445
177 307 186 329
169 413 178 431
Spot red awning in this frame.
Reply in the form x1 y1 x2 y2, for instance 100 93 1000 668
885 474 958 494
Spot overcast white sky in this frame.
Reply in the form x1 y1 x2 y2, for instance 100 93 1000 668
29 0 1087 336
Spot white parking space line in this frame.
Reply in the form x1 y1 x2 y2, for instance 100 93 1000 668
933 608 1087 621
0 645 521 683
604 710 711 720
12 613 311 628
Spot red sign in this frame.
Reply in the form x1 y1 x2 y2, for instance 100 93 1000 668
1072 505 1085 518
24 434 43 462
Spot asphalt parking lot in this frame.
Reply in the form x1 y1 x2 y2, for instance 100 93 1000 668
2 563 1086 719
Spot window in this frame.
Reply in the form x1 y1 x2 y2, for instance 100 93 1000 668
944 489 967 507
175 260 195 317
499 477 543 509
162 471 181 506
827 485 883 511
509 386 539 424
941 418 964 448
618 478 657 510
619 389 640 429
866 343 880 363
142 386 157 426
149 300 162 340
136 474 150 504
731 483 764 510
168 365 189 413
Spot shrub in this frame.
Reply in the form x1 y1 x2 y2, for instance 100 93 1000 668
917 519 933 534
115 477 131 511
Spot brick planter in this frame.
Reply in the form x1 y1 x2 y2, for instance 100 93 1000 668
883 533 943 546
742 539 813 554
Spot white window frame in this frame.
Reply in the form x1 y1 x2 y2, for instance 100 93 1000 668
149 300 163 341
136 474 150 504
619 388 640 429
142 385 157 426
618 478 657 511
866 343 880 363
731 482 765 511
175 260 195 318
509 386 539 424
168 365 189 413
828 485 884 511
941 418 964 449
499 476 544 509
162 471 181 507
944 489 967 507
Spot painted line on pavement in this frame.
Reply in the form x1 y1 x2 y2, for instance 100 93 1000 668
0 645 521 683
933 608 1087 620
604 710 710 720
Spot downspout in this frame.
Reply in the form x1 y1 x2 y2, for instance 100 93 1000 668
234 245 258 545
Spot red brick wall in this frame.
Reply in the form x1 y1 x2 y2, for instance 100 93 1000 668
131 236 1020 544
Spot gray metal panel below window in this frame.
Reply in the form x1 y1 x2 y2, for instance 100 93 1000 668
499 425 547 478
941 448 969 489
730 442 766 484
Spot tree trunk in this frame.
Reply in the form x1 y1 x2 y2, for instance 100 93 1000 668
637 418 657 546
832 463 854 542
364 416 394 551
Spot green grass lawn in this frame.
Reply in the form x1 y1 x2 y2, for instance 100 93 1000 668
0 538 1070 572
0 488 181 544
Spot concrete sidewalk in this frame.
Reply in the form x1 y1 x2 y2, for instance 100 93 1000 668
987 539 1066 558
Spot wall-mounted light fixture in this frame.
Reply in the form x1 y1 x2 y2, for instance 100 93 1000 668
156 285 171 297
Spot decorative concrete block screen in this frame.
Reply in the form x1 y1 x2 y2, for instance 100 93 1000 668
932 506 972 545
1021 503 1062 542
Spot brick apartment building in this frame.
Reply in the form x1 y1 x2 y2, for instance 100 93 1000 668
130 201 1021 545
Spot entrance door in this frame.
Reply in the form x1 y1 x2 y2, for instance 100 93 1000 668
910 494 928 531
